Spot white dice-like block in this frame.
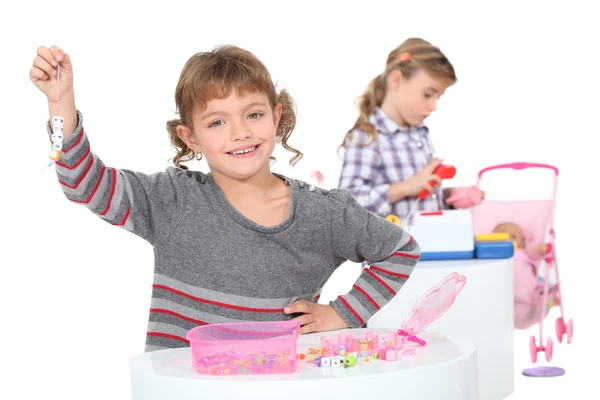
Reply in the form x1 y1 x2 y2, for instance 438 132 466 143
332 357 342 367
321 357 331 367
52 116 64 134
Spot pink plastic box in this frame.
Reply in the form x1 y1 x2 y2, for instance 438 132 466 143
186 319 300 375
320 330 403 357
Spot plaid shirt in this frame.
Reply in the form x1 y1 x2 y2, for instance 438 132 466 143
338 107 443 220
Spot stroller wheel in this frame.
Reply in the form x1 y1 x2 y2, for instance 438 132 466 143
529 336 538 363
566 319 574 344
556 317 566 343
545 337 553 362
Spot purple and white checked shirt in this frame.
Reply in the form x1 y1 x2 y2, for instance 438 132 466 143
338 107 443 220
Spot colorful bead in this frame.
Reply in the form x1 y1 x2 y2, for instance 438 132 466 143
343 354 358 367
194 349 297 375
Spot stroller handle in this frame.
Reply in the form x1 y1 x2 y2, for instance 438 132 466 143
477 162 559 180
476 161 560 206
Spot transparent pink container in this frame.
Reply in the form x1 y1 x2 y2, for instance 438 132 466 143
186 320 300 375
379 331 404 351
320 331 389 357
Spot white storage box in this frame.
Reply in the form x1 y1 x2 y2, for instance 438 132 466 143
406 210 474 260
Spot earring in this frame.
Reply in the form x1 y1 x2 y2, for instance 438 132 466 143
195 152 203 161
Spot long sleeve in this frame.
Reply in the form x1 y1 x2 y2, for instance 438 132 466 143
338 129 392 217
328 189 420 328
48 111 189 246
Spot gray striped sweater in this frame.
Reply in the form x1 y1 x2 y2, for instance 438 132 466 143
49 111 421 352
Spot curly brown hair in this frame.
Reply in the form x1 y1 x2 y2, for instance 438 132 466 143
166 45 302 169
340 38 457 150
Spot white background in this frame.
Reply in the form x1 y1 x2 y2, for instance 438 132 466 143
1 1 598 399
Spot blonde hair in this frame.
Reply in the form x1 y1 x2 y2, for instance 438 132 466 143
340 38 457 149
166 45 302 169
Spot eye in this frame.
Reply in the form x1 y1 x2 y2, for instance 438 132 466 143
248 112 263 120
424 93 434 99
209 120 224 128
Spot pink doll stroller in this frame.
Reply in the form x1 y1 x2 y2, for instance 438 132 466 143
469 162 573 363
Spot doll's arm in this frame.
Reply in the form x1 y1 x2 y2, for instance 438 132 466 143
525 242 549 260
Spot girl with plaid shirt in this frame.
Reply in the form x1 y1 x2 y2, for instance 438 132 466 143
338 38 483 221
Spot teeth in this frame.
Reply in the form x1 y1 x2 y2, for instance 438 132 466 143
231 146 256 155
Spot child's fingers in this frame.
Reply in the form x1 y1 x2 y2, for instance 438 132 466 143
424 158 443 172
36 46 58 67
292 313 313 328
430 175 442 185
299 322 318 335
420 183 434 194
58 49 73 71
48 45 63 62
284 300 312 315
30 66 49 82
33 56 55 78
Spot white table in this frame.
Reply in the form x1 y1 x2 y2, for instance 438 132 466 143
130 329 478 400
367 258 514 400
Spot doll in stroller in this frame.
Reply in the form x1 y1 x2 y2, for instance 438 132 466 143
469 163 573 363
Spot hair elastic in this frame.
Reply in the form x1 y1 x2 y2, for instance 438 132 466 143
398 52 411 62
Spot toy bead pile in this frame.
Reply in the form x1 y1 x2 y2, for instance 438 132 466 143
299 331 405 368
194 348 297 375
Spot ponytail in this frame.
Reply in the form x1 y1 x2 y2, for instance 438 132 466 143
339 74 385 150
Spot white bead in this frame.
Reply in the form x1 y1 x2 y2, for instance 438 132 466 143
52 116 64 133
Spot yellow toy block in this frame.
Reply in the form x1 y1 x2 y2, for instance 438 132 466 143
475 233 510 242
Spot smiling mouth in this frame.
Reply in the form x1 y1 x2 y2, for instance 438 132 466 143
228 145 259 156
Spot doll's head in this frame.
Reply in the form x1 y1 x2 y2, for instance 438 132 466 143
493 222 525 249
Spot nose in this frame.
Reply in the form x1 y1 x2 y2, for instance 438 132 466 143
230 119 252 141
429 98 438 112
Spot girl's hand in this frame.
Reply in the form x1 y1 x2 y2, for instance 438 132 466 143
284 300 349 334
403 158 443 197
30 45 74 102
